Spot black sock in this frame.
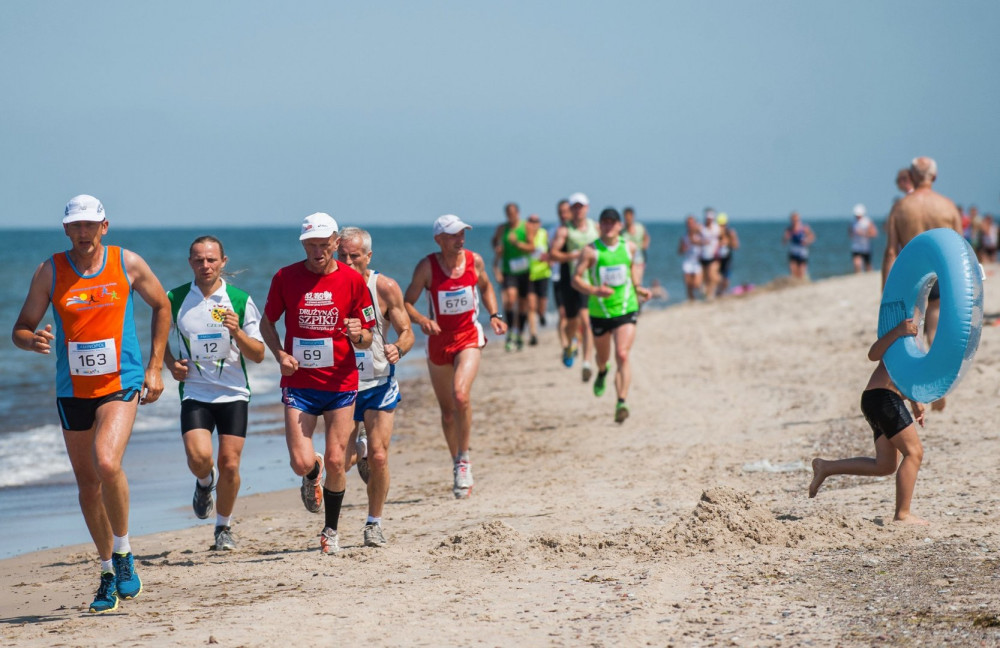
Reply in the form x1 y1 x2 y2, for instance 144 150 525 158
505 309 515 329
323 488 345 531
617 398 625 404
517 312 527 333
539 314 546 327
305 459 321 481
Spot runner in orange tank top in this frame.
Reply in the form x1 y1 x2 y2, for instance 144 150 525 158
404 214 506 499
12 195 171 613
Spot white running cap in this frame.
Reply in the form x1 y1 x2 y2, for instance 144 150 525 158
568 192 589 207
300 212 338 240
853 203 866 216
433 214 472 236
63 195 106 224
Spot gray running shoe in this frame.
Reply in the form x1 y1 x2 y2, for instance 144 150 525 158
581 363 593 382
363 522 387 548
453 461 473 499
192 466 217 519
213 525 236 551
320 527 340 555
300 453 323 513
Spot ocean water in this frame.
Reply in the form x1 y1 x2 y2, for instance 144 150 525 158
0 218 884 557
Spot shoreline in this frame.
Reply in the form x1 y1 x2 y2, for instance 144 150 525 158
4 270 1000 646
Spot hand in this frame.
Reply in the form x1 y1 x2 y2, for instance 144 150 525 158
490 317 508 336
30 324 54 354
141 368 164 404
636 286 653 303
593 284 614 298
221 309 240 335
277 351 299 376
896 318 919 338
385 343 401 364
910 400 926 427
493 269 504 284
344 317 363 342
420 319 441 336
169 358 189 381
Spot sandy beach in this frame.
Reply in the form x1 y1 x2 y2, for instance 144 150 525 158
3 270 1000 647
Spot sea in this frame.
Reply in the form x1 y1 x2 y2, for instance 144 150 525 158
0 218 886 558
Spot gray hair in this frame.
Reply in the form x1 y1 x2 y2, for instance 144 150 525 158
909 156 937 184
338 226 372 253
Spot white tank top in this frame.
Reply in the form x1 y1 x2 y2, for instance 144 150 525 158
355 271 392 390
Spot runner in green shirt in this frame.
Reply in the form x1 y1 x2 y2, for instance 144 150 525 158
572 208 651 423
491 202 531 351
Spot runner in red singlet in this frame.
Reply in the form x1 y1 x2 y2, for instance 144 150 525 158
403 214 506 499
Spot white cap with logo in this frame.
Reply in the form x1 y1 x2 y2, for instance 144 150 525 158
63 195 106 224
433 214 472 236
300 212 339 240
568 192 589 207
853 203 866 217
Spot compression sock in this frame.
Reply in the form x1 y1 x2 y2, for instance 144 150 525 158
112 534 131 554
539 313 547 327
505 308 515 326
323 488 345 532
305 459 321 481
518 312 527 333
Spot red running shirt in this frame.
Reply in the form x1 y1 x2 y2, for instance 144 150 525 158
427 250 483 335
264 261 375 391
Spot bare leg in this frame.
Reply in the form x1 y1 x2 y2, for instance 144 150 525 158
579 310 594 368
809 435 898 498
428 359 460 459
363 409 394 518
215 434 245 518
612 323 637 400
92 399 139 539
64 428 113 561
888 425 927 524
526 292 538 338
284 407 319 476
925 301 946 411
593 332 612 374
321 406 355 492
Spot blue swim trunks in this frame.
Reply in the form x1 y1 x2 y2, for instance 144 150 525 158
353 377 401 422
282 387 357 415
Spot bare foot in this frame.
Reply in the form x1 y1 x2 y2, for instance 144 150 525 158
931 397 946 411
809 458 826 498
893 514 930 526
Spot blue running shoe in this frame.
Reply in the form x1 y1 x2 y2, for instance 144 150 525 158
112 552 142 600
89 572 119 613
562 347 574 368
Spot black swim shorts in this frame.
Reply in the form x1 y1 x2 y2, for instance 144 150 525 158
860 388 913 442
181 399 249 438
57 387 140 432
590 311 639 337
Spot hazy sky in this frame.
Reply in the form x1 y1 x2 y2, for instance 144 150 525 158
2 1 997 228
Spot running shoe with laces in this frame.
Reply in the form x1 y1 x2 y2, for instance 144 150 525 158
529 334 538 347
363 522 387 547
89 571 119 613
593 364 610 397
615 401 630 424
356 425 370 485
562 346 574 368
504 335 515 352
300 452 324 513
453 460 474 499
213 525 237 551
112 551 142 600
515 334 524 351
320 527 340 555
581 362 593 382
192 465 217 520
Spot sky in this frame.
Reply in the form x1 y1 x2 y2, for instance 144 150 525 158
1 1 997 228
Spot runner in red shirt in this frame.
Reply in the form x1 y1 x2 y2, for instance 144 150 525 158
404 214 506 498
260 213 376 554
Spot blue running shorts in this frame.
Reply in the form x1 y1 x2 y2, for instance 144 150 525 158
282 387 357 416
353 377 401 422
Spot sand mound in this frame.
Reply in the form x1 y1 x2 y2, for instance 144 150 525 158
433 520 530 561
669 486 789 550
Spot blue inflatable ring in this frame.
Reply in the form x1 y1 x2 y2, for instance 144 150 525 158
878 228 983 402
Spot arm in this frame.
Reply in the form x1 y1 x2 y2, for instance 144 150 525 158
882 206 901 288
223 309 266 363
474 252 507 336
641 228 651 251
491 224 505 283
12 260 56 355
403 258 440 335
571 245 611 297
124 250 171 405
804 226 816 246
163 343 190 382
509 229 535 254
868 318 918 362
547 225 575 263
628 241 652 302
728 228 740 250
377 275 415 364
259 316 299 376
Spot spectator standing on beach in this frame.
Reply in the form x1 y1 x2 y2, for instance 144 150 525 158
699 208 722 299
403 214 506 499
336 227 414 547
164 235 265 552
491 203 530 352
978 215 998 263
549 193 599 380
882 157 962 411
895 168 914 197
678 215 704 301
810 317 928 525
849 204 879 273
716 213 739 296
12 195 171 613
783 211 815 280
524 214 551 346
621 206 651 286
259 213 376 555
572 208 651 423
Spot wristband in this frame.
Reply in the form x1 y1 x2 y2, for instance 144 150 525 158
490 313 502 320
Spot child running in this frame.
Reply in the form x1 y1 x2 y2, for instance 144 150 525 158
809 317 928 525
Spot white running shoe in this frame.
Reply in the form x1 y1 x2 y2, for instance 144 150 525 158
453 461 473 499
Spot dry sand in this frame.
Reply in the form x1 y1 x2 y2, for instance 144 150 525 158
3 270 1000 647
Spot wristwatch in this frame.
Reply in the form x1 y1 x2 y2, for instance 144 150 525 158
489 313 503 320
